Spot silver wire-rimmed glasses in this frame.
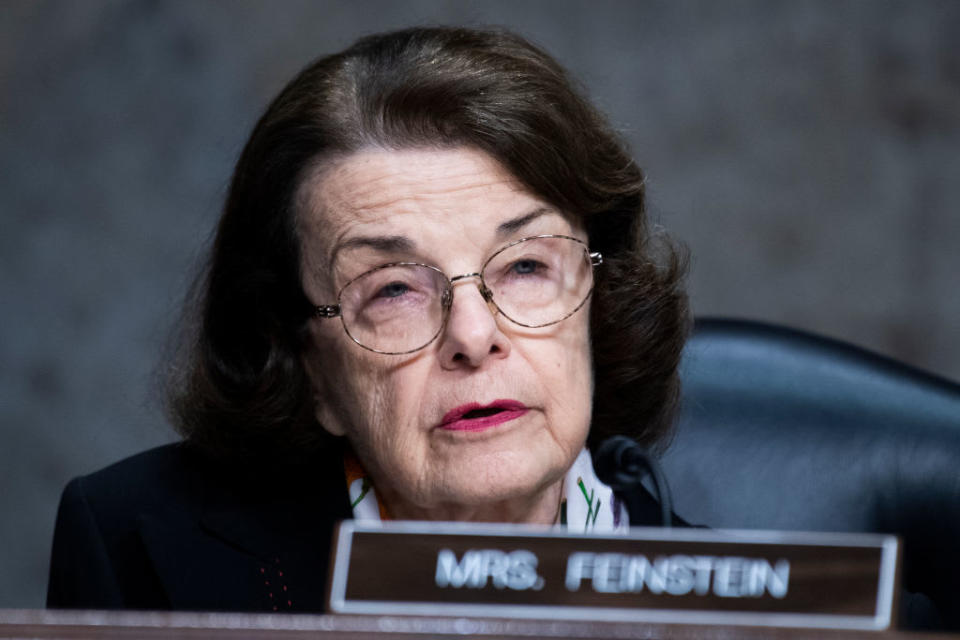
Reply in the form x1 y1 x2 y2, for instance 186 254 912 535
314 234 602 355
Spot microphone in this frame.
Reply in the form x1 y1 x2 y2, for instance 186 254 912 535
593 436 674 528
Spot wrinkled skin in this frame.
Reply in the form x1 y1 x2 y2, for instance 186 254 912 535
298 147 593 524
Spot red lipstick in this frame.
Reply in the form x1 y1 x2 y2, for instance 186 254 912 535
439 399 529 432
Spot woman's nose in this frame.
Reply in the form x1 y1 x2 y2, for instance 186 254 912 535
437 279 511 368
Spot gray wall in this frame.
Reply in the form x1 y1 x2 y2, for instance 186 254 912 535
2 0 957 608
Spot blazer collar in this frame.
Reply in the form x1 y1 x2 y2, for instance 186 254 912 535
197 444 352 561
133 441 352 611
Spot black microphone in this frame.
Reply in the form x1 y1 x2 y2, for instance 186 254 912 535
593 436 674 528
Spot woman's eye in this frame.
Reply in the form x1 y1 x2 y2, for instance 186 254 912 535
510 259 544 275
376 282 410 298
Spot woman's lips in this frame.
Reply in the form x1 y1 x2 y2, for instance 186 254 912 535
439 399 529 432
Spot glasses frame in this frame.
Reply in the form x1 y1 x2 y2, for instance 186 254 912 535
314 234 603 355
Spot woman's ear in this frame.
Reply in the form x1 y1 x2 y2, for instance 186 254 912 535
301 346 349 437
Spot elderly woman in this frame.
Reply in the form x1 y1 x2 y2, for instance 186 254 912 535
47 26 688 612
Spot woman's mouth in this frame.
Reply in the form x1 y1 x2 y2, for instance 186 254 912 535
439 399 529 432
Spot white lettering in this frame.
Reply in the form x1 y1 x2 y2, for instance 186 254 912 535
564 552 790 598
436 549 482 588
621 554 649 592
565 552 593 591
692 556 714 595
483 550 509 588
647 556 668 594
664 555 695 596
713 557 745 597
746 559 790 599
593 553 625 593
435 548 543 591
505 550 541 590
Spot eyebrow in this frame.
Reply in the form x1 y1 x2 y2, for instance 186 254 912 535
496 207 553 237
328 207 556 270
327 235 413 271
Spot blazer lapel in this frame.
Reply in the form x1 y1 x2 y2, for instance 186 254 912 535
138 511 274 611
138 444 352 613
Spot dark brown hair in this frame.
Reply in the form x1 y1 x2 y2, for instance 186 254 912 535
167 26 688 462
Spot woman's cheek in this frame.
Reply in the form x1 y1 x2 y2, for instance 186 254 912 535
358 364 425 456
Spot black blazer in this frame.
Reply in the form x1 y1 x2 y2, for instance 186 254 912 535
47 442 677 612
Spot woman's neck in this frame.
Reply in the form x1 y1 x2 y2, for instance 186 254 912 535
380 477 565 525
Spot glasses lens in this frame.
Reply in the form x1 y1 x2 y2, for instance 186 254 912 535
482 236 594 327
339 264 447 354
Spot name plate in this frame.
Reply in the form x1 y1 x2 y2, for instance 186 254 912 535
328 521 899 630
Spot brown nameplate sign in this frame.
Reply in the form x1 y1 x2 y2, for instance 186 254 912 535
328 521 899 630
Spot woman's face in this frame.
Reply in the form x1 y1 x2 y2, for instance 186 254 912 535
298 147 593 522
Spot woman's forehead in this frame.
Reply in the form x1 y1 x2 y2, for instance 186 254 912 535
297 148 580 265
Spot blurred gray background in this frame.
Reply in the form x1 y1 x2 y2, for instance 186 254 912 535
1 0 957 609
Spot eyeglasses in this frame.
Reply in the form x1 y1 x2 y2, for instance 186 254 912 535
315 234 602 355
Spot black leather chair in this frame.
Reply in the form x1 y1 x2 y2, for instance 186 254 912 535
661 318 960 630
